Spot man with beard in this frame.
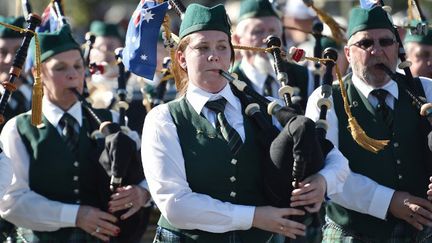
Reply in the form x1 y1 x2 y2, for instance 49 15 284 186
404 21 432 79
231 0 312 112
306 6 432 242
0 16 32 131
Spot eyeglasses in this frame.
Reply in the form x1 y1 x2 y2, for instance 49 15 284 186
350 38 397 51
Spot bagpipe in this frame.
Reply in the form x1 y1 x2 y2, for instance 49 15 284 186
82 31 95 99
45 1 149 241
220 41 337 243
311 20 324 91
112 48 128 127
0 14 41 126
70 87 148 242
0 13 41 156
142 57 177 112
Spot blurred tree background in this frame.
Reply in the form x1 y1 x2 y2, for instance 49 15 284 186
0 0 225 27
0 0 430 39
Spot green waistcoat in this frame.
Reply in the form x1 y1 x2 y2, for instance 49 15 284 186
16 108 112 241
231 60 309 102
328 74 429 239
158 97 272 243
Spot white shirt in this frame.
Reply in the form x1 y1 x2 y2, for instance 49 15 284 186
142 82 349 232
240 58 279 98
0 152 12 199
240 58 315 98
305 74 432 219
0 97 144 231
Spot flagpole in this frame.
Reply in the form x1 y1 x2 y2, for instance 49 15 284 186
15 0 21 16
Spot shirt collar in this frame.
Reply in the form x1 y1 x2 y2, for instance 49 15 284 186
240 57 268 87
186 81 240 114
43 96 82 127
351 74 399 100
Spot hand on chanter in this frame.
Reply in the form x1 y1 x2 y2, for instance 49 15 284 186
290 174 326 213
427 176 432 201
390 191 432 231
76 205 120 241
252 206 306 239
108 185 151 220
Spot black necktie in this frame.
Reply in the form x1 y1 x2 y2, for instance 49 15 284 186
371 89 393 128
59 113 79 153
263 76 275 97
205 98 243 156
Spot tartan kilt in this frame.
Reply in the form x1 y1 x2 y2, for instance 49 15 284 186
0 218 16 242
14 227 115 243
153 226 264 243
322 218 432 243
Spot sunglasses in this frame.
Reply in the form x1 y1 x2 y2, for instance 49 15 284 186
351 38 397 51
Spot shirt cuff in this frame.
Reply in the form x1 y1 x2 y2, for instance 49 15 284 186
319 168 345 196
368 186 395 220
61 204 80 227
232 205 255 230
138 180 153 208
139 179 149 190
318 148 349 196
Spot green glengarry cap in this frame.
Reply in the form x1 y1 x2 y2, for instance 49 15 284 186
0 16 25 38
90 20 122 39
347 6 394 38
238 0 279 22
37 25 81 63
321 36 341 50
179 4 231 39
404 21 432 46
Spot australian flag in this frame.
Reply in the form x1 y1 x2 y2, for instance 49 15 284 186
122 0 169 80
25 2 60 73
37 2 59 32
359 0 379 9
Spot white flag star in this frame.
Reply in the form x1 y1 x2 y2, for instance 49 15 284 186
141 54 148 61
142 10 155 23
131 36 137 43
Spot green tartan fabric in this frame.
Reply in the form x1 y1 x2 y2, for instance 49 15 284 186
322 218 432 243
0 218 16 242
14 227 117 243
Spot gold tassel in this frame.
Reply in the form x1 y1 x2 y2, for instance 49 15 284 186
305 55 389 152
0 22 44 125
31 33 43 126
160 73 174 82
156 0 180 90
31 77 43 125
161 14 181 91
335 64 389 153
15 0 20 16
407 0 414 21
347 117 388 153
304 1 346 45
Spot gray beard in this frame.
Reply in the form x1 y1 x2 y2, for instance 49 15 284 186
353 58 396 85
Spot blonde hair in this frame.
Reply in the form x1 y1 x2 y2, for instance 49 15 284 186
173 36 191 96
